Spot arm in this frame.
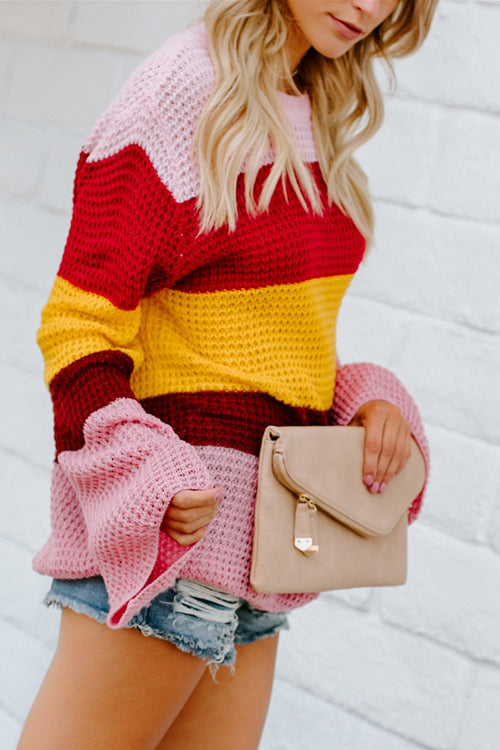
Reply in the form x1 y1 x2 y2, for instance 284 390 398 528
331 362 429 523
38 121 216 625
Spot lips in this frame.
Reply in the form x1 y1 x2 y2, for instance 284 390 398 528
328 15 363 40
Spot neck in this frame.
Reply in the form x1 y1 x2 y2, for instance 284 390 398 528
284 22 311 74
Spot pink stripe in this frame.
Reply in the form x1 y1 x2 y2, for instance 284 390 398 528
82 23 317 203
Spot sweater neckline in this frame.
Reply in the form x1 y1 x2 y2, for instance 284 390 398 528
277 90 312 124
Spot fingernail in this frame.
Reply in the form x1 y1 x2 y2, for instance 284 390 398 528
215 489 224 502
379 482 387 493
370 482 380 494
364 475 374 487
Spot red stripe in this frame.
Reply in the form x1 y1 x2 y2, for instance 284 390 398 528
140 392 334 457
50 351 135 454
172 164 365 293
59 146 365 310
58 146 178 310
50 352 334 457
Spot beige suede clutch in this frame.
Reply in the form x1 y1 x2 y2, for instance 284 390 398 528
250 425 426 594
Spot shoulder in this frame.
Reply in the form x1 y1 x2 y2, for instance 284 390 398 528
82 23 215 201
147 22 215 110
126 22 215 124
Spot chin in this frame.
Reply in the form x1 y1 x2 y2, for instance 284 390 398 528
313 40 356 59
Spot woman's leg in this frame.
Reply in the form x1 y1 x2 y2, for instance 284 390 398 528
156 633 280 750
17 607 208 750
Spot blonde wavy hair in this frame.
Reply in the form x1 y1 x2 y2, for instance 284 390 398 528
195 0 438 243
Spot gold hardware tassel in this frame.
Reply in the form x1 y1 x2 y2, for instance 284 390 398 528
294 496 319 557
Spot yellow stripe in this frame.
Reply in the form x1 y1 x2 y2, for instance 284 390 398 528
133 275 353 410
39 275 354 410
38 277 144 385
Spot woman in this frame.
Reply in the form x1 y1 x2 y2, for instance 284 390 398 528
18 2 437 749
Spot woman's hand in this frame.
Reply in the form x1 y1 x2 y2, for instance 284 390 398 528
160 488 222 546
349 400 412 494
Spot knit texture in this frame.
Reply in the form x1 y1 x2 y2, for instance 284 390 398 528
34 22 429 628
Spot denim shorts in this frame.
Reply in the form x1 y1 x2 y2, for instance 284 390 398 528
45 576 288 669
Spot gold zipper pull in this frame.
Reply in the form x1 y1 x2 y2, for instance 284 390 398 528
294 495 319 557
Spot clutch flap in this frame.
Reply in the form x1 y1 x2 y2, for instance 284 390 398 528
267 425 426 537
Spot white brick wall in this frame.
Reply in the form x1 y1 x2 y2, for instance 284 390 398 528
1 2 498 748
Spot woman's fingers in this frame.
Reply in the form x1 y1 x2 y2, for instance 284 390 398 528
160 487 222 545
349 400 412 493
373 419 411 489
170 488 221 510
166 497 218 523
163 507 218 534
163 526 209 547
359 405 387 488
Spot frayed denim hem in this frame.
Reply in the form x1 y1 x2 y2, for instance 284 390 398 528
43 592 235 676
235 617 289 646
44 577 288 680
44 592 108 625
132 620 236 673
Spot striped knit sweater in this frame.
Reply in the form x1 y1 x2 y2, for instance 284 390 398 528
34 23 429 629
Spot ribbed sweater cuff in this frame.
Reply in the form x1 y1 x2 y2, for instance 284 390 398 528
57 398 214 627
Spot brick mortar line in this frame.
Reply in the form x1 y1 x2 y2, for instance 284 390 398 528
467 0 500 7
276 672 445 750
315 589 500 685
0 532 38 557
0 268 60 295
0 360 45 380
0 357 43 378
453 662 480 750
67 0 79 30
373 197 500 228
326 578 500 666
422 420 500 450
419 417 500 449
0 442 51 474
0 270 48 294
0 31 155 59
273 674 437 750
0 112 86 139
372 197 500 228
1 607 58 651
0 191 71 220
392 90 500 119
414 520 500 563
0 699 21 728
346 290 500 340
375 596 500 672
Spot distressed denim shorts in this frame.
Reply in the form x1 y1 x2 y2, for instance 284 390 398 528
45 576 288 668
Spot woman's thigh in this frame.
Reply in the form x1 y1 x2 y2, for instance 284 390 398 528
156 633 280 750
17 608 207 750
